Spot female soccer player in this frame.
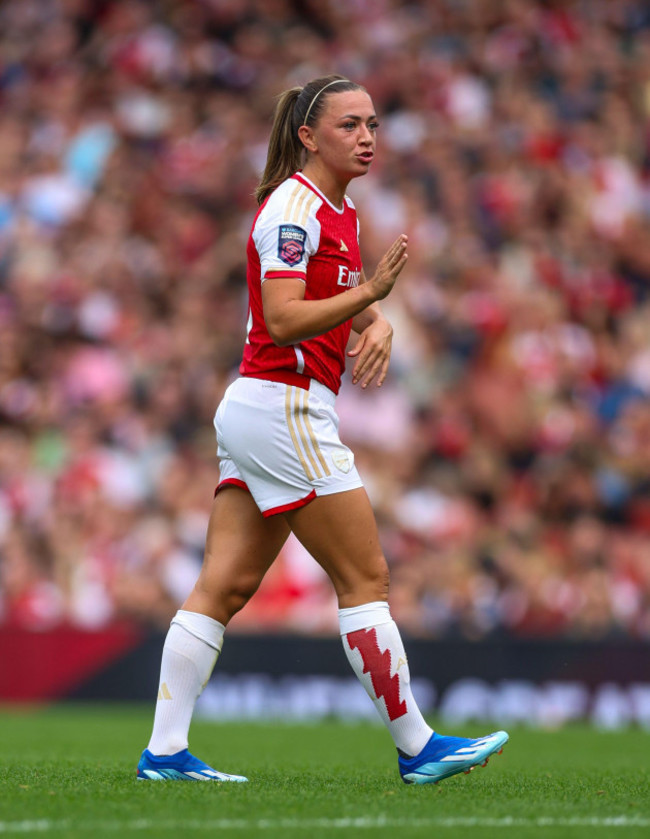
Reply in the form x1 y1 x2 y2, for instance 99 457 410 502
137 75 508 785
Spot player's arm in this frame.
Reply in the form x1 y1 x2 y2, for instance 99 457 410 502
262 274 376 347
262 234 407 348
348 270 394 388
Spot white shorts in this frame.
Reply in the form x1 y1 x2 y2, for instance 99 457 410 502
214 376 363 517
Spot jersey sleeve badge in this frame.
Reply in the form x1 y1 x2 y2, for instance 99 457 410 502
278 224 307 266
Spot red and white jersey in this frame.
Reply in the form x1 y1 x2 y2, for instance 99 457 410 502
240 172 362 395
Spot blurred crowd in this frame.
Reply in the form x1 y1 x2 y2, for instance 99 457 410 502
1 0 650 639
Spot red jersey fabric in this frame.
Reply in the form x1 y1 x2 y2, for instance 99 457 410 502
240 172 362 395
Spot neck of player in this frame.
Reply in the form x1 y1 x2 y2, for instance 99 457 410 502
301 161 349 210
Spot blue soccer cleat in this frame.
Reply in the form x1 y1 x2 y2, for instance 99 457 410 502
398 730 509 785
136 748 248 782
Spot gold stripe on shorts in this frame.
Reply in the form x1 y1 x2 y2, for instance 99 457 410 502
285 386 315 481
294 388 323 480
285 386 331 481
301 394 331 477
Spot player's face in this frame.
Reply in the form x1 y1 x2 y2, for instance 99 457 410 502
309 90 378 180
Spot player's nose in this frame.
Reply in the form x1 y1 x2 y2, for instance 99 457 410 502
358 125 373 144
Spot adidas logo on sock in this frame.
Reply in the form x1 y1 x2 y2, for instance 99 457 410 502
158 682 173 700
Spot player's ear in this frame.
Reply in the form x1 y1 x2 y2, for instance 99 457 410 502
298 124 317 153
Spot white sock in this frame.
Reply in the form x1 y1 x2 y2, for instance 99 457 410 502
340 601 433 757
147 610 225 756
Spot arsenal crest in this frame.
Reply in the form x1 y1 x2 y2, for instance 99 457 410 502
332 450 352 473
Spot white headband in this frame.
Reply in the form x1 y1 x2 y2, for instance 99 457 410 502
302 79 351 126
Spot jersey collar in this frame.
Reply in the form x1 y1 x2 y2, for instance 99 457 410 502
293 172 346 215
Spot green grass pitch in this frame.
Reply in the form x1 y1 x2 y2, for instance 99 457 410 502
0 706 648 839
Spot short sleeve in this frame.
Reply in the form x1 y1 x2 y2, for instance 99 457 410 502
252 181 321 282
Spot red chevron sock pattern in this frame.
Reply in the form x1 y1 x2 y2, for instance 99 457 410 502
347 627 407 721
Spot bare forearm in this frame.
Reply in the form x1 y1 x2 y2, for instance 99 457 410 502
352 301 384 334
266 281 377 347
263 234 407 347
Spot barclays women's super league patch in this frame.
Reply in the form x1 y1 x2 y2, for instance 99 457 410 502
278 224 307 266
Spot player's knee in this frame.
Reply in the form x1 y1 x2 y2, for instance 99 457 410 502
220 575 261 619
193 561 260 621
372 563 390 599
339 557 389 603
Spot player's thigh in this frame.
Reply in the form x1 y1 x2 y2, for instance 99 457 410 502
283 487 389 608
186 486 290 621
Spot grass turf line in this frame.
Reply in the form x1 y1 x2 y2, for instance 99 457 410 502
0 706 648 839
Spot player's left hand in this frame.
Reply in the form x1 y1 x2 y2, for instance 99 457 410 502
348 318 393 388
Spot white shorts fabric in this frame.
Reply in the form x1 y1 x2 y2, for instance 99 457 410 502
214 376 363 517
